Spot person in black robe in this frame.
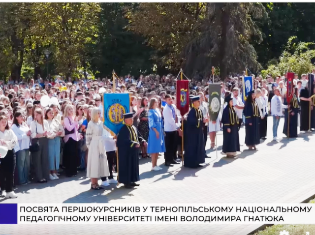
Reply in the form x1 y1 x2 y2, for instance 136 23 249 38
244 90 260 150
222 95 240 157
299 85 310 131
184 96 205 168
283 89 299 138
117 112 147 189
310 87 315 130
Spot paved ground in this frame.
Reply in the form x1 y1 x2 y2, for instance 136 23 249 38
1 116 315 235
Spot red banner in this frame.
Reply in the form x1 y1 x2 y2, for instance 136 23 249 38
286 72 294 104
176 80 190 116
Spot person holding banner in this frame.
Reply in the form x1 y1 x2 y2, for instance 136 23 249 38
283 88 299 138
244 91 260 150
299 84 310 132
184 96 205 168
222 95 240 157
117 113 147 189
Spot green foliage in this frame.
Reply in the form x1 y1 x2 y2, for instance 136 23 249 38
90 3 155 78
261 37 315 78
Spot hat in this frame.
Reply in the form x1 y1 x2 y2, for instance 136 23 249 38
95 95 101 101
123 112 134 119
33 100 40 105
248 90 254 96
0 145 8 158
191 96 200 102
224 95 233 103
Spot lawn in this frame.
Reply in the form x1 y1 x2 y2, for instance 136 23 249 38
254 198 315 235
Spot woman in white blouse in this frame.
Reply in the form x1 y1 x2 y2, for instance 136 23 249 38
255 88 268 139
30 108 50 183
0 115 18 198
11 111 31 185
86 107 109 190
45 107 65 181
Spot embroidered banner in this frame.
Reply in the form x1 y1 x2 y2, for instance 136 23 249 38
103 93 130 135
286 72 295 104
208 84 221 121
242 76 253 101
176 80 190 116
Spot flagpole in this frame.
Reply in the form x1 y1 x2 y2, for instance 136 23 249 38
287 72 290 138
112 70 119 184
180 68 184 166
112 70 116 92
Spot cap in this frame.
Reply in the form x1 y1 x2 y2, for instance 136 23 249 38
123 112 134 119
191 96 200 102
224 95 233 103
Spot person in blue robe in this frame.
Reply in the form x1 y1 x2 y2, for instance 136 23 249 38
184 96 205 168
283 89 299 138
117 113 147 189
244 90 260 150
222 95 240 157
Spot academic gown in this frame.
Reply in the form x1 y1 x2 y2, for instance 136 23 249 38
283 97 299 138
244 101 260 146
184 108 205 168
300 88 310 131
117 124 144 185
221 106 240 154
311 96 315 129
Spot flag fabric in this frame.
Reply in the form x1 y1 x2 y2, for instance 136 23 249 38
176 80 190 116
103 93 130 135
286 72 295 104
308 73 315 96
242 76 253 101
208 84 221 121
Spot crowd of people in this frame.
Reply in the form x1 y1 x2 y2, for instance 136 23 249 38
0 71 313 195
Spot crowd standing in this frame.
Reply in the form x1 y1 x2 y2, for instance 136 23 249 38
0 71 312 195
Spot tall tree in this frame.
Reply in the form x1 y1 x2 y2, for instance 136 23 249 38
127 3 206 73
90 3 155 77
185 3 267 79
0 3 32 81
30 3 101 78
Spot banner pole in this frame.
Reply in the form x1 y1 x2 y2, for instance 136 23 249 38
180 68 184 165
112 70 116 92
287 106 290 138
309 99 311 131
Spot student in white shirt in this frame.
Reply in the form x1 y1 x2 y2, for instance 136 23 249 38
0 115 18 198
232 87 244 129
30 108 50 183
45 108 64 181
11 111 31 185
100 128 118 186
163 94 182 166
271 88 287 141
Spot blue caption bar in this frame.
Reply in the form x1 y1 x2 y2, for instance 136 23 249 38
0 204 18 224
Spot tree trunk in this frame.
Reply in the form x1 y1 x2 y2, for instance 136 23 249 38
34 65 41 79
219 6 228 80
82 57 88 80
10 31 24 82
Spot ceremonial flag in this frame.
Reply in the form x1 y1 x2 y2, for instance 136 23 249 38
286 72 294 104
176 80 190 116
208 84 221 121
308 73 315 96
242 76 253 101
103 93 130 135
